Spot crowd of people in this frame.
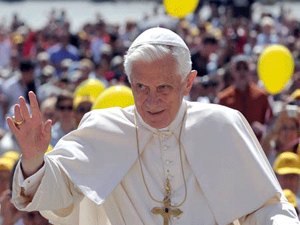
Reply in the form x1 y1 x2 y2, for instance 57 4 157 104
0 1 300 223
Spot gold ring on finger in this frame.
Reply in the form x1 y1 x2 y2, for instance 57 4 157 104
12 116 25 126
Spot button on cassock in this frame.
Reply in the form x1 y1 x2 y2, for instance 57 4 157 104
163 146 169 151
165 160 172 165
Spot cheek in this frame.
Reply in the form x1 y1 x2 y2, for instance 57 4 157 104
133 94 146 106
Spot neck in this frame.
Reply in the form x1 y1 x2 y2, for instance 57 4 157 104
61 121 74 133
235 83 249 92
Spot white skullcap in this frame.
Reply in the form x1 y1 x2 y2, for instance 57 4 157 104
129 27 189 51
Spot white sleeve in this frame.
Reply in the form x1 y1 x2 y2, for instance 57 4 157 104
12 156 76 212
239 194 300 224
17 160 46 197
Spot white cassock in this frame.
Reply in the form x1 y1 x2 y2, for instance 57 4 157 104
12 100 299 225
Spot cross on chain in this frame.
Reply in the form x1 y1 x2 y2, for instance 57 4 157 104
151 178 183 225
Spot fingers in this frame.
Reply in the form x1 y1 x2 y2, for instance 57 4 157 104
44 119 52 139
6 104 23 133
19 96 31 120
6 117 19 135
13 104 23 122
28 91 42 120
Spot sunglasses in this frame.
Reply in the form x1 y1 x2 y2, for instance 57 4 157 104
236 64 249 71
76 106 91 113
58 105 73 111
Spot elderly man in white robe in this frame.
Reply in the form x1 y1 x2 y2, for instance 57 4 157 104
7 27 300 225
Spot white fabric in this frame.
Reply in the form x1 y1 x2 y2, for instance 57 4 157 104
129 27 189 51
12 101 299 224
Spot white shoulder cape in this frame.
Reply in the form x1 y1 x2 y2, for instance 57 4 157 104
44 100 281 225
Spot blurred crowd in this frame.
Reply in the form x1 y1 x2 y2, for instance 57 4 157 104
1 0 300 223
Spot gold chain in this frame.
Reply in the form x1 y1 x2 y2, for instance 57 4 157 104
134 104 188 207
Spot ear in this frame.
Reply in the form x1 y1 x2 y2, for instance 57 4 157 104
183 70 197 96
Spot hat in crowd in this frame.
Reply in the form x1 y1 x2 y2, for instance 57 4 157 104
261 16 275 28
190 27 200 38
73 95 95 110
42 65 56 77
283 189 298 208
0 68 12 79
273 152 300 175
78 30 89 41
232 54 250 64
12 33 24 44
2 151 20 161
61 58 73 69
79 58 94 70
100 44 112 56
0 157 16 171
129 27 189 51
291 89 300 100
37 52 50 62
110 55 123 68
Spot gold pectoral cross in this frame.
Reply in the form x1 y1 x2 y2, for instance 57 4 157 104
151 178 183 225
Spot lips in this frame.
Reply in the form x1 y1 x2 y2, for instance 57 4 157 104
148 110 165 115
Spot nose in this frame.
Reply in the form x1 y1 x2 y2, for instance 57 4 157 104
146 90 161 107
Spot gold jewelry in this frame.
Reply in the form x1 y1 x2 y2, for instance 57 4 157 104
12 116 25 126
134 103 188 207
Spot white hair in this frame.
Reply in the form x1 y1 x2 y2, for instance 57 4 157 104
124 44 192 83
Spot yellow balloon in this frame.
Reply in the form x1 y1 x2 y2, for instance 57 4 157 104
164 0 199 18
92 85 134 110
74 79 105 100
258 44 294 95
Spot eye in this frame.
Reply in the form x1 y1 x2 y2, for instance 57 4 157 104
157 85 172 94
137 83 146 90
135 83 149 94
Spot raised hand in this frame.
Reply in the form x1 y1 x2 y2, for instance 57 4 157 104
6 91 52 178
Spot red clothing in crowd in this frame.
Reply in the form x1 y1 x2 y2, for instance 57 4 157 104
218 83 273 125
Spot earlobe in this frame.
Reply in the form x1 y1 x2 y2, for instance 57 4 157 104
184 70 197 95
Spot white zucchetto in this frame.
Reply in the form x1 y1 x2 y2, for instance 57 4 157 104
129 27 189 51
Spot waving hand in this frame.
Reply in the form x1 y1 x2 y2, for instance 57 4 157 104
6 91 52 178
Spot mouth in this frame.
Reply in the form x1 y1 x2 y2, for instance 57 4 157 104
147 110 165 115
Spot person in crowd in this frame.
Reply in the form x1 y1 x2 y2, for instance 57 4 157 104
120 19 139 48
0 189 24 225
76 58 95 83
0 154 18 197
2 59 38 109
50 90 75 146
273 152 300 206
35 51 51 82
94 58 111 87
261 105 300 162
73 95 94 128
0 151 23 225
256 16 279 47
3 50 21 81
40 96 58 125
191 34 219 77
7 27 299 224
0 29 12 69
49 31 79 76
218 54 273 141
36 65 62 103
90 19 109 64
